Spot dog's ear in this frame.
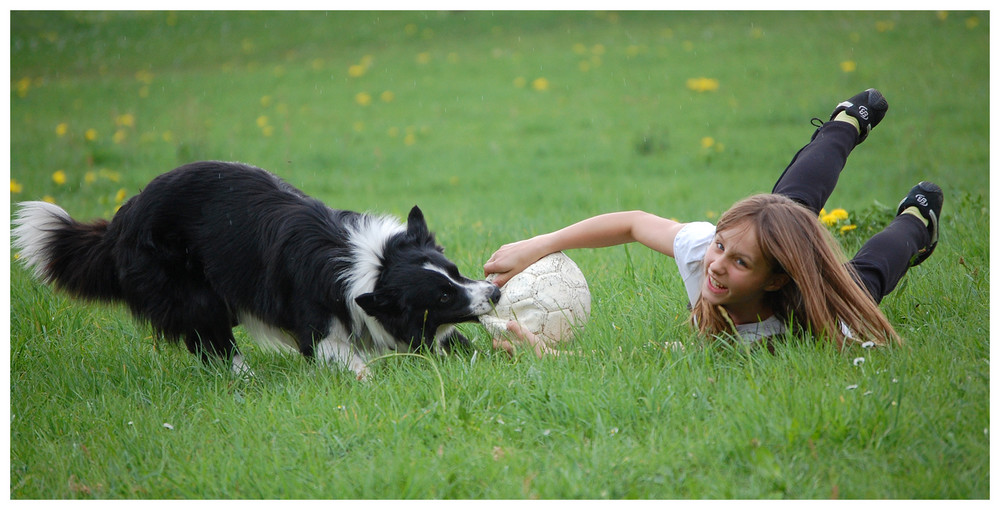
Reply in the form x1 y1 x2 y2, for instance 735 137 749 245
355 292 385 316
406 205 429 239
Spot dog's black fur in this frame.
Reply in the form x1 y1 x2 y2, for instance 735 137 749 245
13 161 500 376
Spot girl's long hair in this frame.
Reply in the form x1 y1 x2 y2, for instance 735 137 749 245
691 194 902 347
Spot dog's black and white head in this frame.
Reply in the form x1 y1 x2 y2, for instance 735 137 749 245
354 206 500 352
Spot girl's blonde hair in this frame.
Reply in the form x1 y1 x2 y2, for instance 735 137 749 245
691 194 902 347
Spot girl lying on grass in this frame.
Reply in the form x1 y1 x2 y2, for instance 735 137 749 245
484 89 943 356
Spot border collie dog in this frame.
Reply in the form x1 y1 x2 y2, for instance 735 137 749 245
12 161 500 378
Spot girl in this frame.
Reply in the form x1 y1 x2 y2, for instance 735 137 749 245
483 89 943 354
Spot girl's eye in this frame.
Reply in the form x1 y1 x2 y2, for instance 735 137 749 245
715 242 724 251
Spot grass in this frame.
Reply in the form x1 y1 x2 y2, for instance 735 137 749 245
8 11 990 499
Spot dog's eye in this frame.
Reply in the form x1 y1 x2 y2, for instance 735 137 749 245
439 292 452 304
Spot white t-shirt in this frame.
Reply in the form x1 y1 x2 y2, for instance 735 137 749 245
672 222 786 344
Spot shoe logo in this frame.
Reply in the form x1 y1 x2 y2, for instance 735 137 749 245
858 106 870 121
915 193 928 207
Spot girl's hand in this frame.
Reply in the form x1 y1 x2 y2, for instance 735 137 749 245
483 237 549 288
491 320 564 358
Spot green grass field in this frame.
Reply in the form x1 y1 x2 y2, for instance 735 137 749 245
9 11 990 499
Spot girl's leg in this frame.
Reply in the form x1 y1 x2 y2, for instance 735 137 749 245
771 121 859 215
848 181 943 304
772 89 889 215
847 214 928 304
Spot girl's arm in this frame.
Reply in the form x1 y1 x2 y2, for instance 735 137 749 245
484 210 686 287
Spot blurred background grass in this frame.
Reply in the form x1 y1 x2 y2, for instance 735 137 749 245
11 11 988 223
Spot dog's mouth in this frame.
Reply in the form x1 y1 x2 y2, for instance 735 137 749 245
466 281 502 316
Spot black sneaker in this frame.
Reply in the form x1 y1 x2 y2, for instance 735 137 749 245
896 181 943 266
831 88 889 144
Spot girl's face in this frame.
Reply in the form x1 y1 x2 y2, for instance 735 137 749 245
701 224 787 324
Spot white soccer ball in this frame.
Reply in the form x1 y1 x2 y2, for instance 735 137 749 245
479 252 591 346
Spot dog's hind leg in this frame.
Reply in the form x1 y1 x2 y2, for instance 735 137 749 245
118 242 246 373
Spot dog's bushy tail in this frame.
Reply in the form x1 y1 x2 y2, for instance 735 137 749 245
12 201 122 301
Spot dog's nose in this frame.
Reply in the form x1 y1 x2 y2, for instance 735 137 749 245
489 285 502 304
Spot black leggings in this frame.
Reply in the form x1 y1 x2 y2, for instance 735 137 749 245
772 121 929 304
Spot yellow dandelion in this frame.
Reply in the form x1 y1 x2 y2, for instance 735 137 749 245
700 136 715 149
16 77 32 97
404 24 418 36
966 16 980 29
135 70 155 84
706 210 718 219
830 208 849 221
591 44 605 56
839 224 858 235
115 188 128 203
85 128 98 141
55 123 69 137
260 95 273 108
360 55 373 67
572 43 587 55
11 179 23 193
52 170 67 185
261 125 274 137
404 133 417 146
532 77 550 91
513 76 527 88
85 171 97 184
840 60 857 73
416 52 431 64
116 113 135 127
99 168 121 182
348 64 366 78
380 91 395 103
42 195 56 204
387 126 400 138
113 129 127 144
162 131 174 143
821 214 837 226
936 11 948 21
875 20 894 32
578 61 591 72
686 77 719 92
355 92 372 106
256 115 270 128
311 58 324 71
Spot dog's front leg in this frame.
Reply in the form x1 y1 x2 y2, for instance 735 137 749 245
314 335 370 380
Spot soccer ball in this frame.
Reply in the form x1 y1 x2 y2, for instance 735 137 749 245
479 252 591 346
